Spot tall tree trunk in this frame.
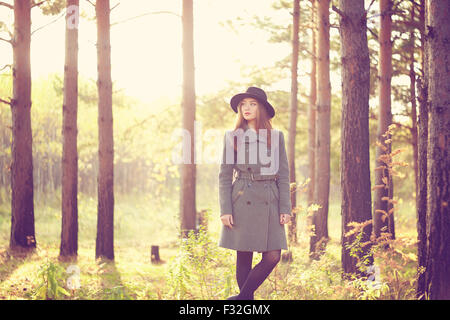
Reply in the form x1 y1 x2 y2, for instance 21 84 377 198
416 0 427 300
287 0 300 245
180 0 197 238
60 0 79 259
373 0 395 241
409 1 418 198
307 0 317 209
424 0 450 300
338 0 373 275
10 0 36 251
95 0 114 260
310 0 330 259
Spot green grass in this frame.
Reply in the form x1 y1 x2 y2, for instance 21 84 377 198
0 190 419 300
0 191 180 300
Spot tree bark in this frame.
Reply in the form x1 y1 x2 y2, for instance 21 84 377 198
310 0 330 259
307 0 317 209
9 0 36 251
373 0 395 241
416 0 427 300
338 0 373 275
409 1 418 198
60 0 79 259
95 0 114 260
287 0 300 245
180 0 197 238
423 0 450 300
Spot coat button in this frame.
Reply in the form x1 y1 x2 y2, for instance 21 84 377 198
247 201 251 205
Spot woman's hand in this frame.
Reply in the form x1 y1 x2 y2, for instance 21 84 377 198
221 214 234 229
280 213 291 225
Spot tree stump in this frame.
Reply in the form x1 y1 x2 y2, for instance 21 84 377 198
151 245 161 264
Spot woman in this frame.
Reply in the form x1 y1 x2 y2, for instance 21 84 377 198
218 86 292 300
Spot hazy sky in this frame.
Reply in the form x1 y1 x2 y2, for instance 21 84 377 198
0 0 294 105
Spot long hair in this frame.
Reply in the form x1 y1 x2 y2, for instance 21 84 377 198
232 100 273 153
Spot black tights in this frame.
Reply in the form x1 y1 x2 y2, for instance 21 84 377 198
235 250 281 299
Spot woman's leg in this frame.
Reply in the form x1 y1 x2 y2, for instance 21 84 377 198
236 251 253 290
237 249 281 299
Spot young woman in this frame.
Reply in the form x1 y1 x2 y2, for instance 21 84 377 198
218 86 292 300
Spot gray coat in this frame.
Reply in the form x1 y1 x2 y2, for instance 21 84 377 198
218 123 292 252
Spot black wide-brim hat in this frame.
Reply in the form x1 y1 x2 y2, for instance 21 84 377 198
230 86 275 118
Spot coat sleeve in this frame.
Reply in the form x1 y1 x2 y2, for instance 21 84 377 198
277 130 292 215
218 132 234 216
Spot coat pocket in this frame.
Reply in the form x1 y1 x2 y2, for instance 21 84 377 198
231 179 246 204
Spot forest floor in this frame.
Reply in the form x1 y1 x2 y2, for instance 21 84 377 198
0 192 419 300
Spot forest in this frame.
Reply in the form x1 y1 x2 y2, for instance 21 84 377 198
0 0 449 301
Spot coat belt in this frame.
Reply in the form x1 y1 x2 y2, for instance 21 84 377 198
236 170 278 181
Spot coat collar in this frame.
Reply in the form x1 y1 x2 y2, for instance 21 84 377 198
242 122 268 143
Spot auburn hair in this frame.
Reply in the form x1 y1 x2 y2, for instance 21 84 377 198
232 99 273 153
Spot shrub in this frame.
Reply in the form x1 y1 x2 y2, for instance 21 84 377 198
165 209 235 299
32 260 70 300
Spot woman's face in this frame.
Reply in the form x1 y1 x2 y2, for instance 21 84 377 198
239 98 259 122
